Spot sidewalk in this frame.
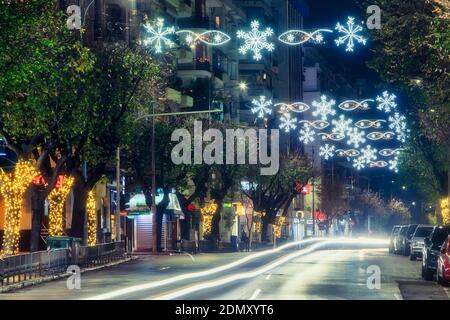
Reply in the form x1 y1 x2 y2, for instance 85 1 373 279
0 256 133 294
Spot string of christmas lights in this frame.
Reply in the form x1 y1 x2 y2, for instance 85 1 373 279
263 92 407 172
200 200 217 238
48 176 75 237
141 16 368 58
0 160 38 256
87 190 97 246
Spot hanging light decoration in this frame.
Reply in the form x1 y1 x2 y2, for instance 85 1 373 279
278 29 332 45
177 30 231 47
334 17 367 52
237 20 275 61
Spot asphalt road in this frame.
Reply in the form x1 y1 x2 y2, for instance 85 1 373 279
1 238 448 300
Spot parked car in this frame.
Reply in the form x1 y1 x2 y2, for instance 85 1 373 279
394 225 409 254
409 224 434 260
389 225 401 253
437 235 450 285
422 225 450 281
402 224 418 256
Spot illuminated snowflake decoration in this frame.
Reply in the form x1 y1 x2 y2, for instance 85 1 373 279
331 115 352 136
279 113 297 133
360 145 378 164
347 127 366 148
251 96 273 119
388 112 407 142
334 17 367 52
389 157 399 173
389 112 406 132
142 18 176 53
312 95 336 121
319 144 336 160
376 91 397 113
353 156 366 170
237 20 275 61
299 124 315 144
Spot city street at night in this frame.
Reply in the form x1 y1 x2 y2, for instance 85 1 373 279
1 239 448 300
0 0 449 313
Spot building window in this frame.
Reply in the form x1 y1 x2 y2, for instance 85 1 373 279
105 4 125 42
215 16 220 29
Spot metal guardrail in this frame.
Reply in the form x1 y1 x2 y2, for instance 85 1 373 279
78 241 125 268
0 249 69 286
0 241 125 287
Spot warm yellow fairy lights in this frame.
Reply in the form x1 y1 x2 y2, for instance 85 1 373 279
0 160 38 256
441 198 450 225
86 190 97 246
200 200 217 237
48 176 74 237
273 216 286 238
254 221 262 233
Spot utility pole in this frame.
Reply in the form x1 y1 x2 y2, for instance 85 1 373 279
312 147 315 237
151 102 157 254
116 147 121 242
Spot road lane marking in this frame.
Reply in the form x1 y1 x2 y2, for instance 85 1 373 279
265 274 271 280
249 289 261 300
152 239 388 300
159 267 171 271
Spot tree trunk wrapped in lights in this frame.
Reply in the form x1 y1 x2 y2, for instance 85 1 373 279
200 200 217 238
48 176 75 237
0 160 38 256
441 198 450 225
273 216 286 239
86 190 97 246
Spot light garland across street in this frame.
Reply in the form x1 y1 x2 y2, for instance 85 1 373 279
252 92 408 172
141 16 368 59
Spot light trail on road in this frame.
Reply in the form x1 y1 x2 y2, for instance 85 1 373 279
152 238 388 300
85 238 326 300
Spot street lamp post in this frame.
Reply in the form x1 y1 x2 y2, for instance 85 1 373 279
311 147 315 237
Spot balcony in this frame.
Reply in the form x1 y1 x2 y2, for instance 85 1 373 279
166 88 193 108
177 47 193 64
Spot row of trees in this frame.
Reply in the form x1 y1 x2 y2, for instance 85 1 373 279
351 191 411 232
0 0 166 253
125 117 315 249
0 1 315 253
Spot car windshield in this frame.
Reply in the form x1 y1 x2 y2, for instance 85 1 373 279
414 227 433 237
431 227 450 245
407 225 418 236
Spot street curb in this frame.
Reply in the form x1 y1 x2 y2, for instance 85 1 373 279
0 256 137 294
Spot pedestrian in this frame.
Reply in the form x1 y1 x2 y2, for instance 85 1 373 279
241 228 248 251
